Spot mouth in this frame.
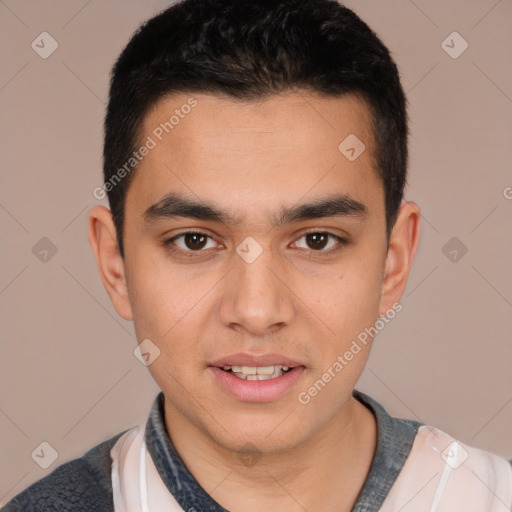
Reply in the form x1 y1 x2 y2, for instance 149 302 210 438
220 365 294 381
209 354 306 402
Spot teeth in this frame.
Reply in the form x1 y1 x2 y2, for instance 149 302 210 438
221 365 293 380
256 366 275 375
246 374 278 381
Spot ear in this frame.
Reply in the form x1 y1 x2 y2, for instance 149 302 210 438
379 200 421 316
87 206 133 321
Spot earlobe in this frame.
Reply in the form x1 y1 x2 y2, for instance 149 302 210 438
87 206 133 321
379 201 421 315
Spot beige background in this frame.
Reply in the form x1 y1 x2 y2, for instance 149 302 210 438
1 0 511 504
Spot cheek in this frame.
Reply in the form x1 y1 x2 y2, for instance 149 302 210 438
300 258 383 347
125 250 221 369
127 264 205 390
126 247 188 325
294 266 382 414
125 250 187 343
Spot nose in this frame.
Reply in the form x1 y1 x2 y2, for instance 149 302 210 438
217 246 296 337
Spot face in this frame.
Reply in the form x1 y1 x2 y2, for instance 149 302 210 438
93 90 416 455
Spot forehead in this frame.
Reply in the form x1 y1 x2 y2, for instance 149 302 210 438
126 90 382 223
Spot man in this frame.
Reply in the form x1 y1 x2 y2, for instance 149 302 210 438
4 0 511 510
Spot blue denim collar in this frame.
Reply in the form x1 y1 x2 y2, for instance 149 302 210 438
350 391 422 510
145 389 422 511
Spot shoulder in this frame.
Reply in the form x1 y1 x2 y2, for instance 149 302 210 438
2 431 126 512
382 425 512 511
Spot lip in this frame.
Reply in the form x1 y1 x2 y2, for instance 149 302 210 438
209 352 303 368
208 353 306 403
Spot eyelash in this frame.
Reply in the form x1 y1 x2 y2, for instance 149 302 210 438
163 230 348 257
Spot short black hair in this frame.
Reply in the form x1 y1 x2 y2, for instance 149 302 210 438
103 0 408 258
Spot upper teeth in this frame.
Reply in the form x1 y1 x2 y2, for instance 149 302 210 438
222 365 290 380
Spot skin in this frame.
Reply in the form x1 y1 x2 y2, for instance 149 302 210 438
88 90 420 511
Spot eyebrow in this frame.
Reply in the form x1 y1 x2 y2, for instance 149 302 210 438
143 192 368 227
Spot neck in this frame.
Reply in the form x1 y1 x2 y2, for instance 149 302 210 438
163 394 377 512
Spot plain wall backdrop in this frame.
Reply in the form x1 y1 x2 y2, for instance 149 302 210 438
1 0 511 505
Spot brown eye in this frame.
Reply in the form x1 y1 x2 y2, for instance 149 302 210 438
165 231 217 253
305 233 329 250
293 232 346 253
183 233 208 250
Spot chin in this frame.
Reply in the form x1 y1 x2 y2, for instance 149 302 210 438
204 413 312 456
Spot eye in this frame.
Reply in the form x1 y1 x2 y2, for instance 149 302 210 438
291 232 346 252
165 231 218 253
164 230 347 256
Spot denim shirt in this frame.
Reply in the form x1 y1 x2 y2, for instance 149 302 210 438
3 389 424 511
